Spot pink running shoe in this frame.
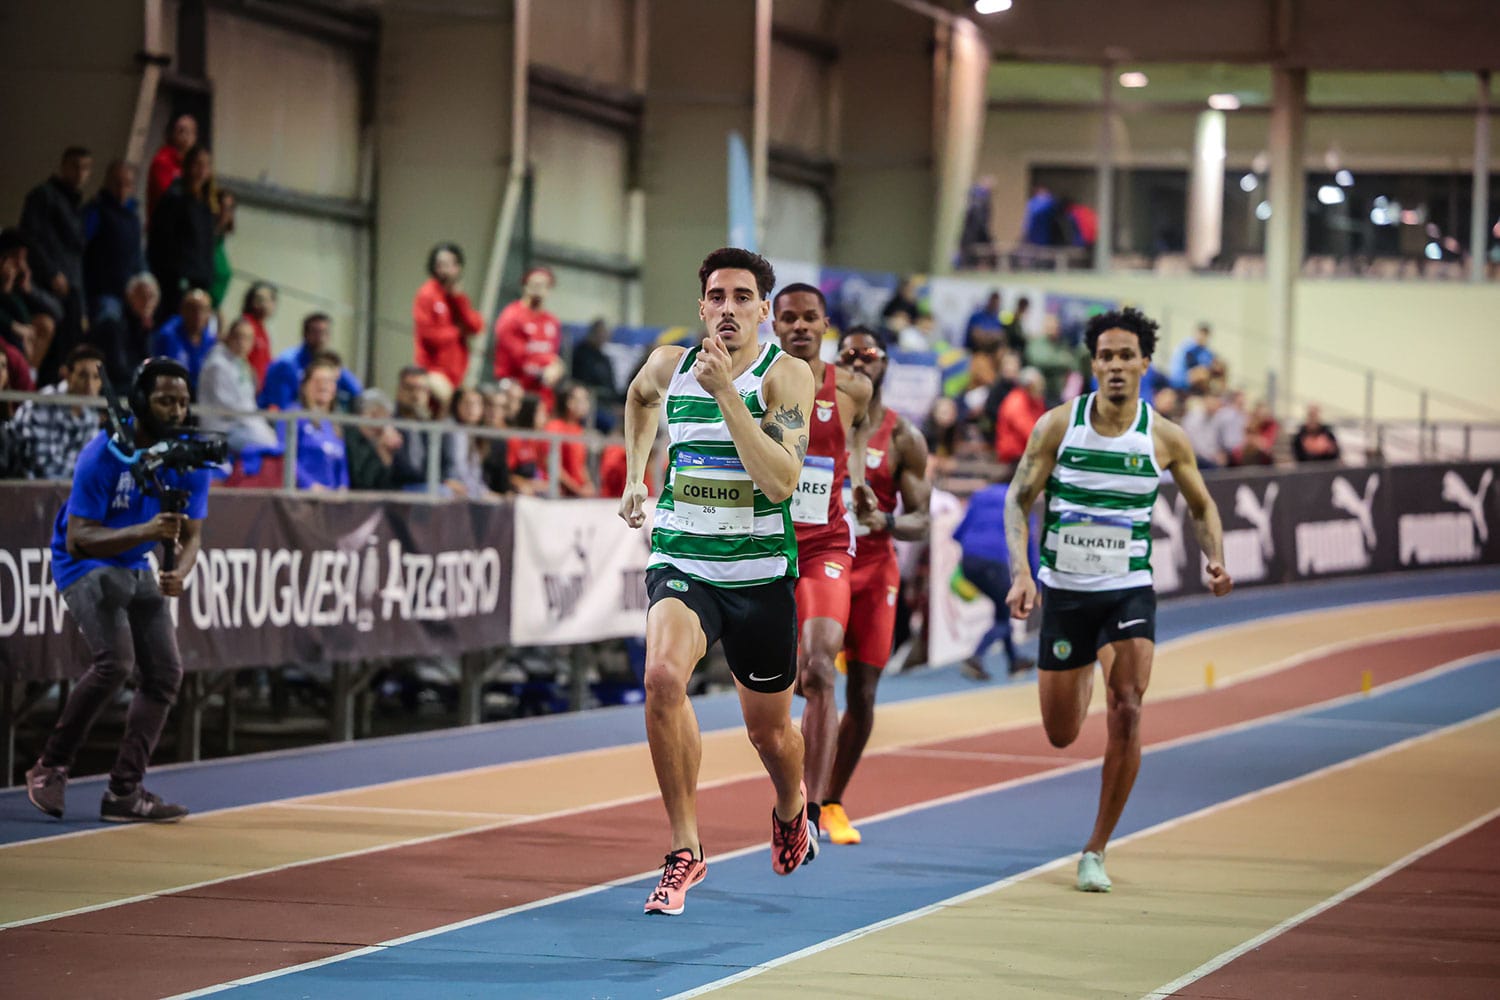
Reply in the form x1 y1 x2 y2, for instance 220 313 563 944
770 782 817 875
643 848 707 915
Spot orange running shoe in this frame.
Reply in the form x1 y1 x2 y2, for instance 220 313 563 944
770 782 817 874
820 802 862 845
643 848 707 915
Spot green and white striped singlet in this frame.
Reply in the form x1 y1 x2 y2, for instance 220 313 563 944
649 341 799 587
1037 392 1161 593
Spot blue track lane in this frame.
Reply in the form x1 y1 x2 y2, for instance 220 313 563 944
3 566 1495 846
217 652 1500 999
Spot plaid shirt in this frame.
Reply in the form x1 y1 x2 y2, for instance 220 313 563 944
13 382 101 480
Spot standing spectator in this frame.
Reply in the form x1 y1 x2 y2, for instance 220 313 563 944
442 387 492 498
82 160 143 324
1293 404 1341 463
881 275 922 323
1000 295 1030 355
1238 399 1279 466
390 365 445 490
147 144 216 322
282 354 348 490
344 389 405 491
238 281 277 386
493 266 563 409
542 381 595 497
259 312 361 411
91 272 158 390
953 481 1035 680
21 146 92 384
958 178 995 266
12 344 104 480
1024 314 1088 406
150 288 216 391
477 388 513 496
570 318 620 429
198 317 277 453
1169 322 1217 391
1023 186 1058 246
147 114 196 215
412 242 483 405
995 367 1047 465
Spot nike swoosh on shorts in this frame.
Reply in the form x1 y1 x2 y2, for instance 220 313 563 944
749 673 782 683
1117 618 1147 629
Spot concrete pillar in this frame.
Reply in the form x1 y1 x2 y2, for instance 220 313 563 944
1265 67 1307 420
1096 66 1116 272
929 17 989 275
639 0 755 324
828 2 933 275
1473 71 1492 283
1186 110 1227 269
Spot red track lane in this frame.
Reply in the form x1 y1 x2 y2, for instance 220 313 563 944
4 625 1497 999
1171 816 1500 1000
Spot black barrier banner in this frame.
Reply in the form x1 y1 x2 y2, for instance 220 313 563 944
1390 463 1500 571
0 485 513 681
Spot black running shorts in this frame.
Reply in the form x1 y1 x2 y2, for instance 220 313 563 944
646 566 799 694
1036 583 1156 671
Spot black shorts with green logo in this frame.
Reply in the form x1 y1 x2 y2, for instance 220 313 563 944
646 566 798 694
1037 583 1157 671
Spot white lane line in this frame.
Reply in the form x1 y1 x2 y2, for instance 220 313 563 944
666 697 1500 1000
274 803 529 821
165 651 1500 1000
1139 802 1500 1000
893 748 1086 766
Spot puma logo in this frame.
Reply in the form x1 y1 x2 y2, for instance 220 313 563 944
1330 474 1380 549
1233 483 1278 558
1441 468 1493 542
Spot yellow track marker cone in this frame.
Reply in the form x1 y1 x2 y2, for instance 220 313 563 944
1205 663 1215 689
1361 670 1373 695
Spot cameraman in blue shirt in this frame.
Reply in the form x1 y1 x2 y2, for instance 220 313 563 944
26 357 210 823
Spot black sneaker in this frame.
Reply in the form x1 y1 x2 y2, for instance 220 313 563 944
25 760 67 819
100 787 189 823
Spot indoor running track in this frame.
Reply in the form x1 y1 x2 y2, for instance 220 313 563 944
2 568 1498 999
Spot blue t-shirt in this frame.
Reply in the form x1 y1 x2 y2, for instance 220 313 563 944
258 344 363 411
1169 341 1216 389
50 430 212 591
280 412 349 490
151 319 218 389
954 482 1042 572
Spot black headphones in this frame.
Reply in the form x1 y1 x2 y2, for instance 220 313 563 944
129 357 194 433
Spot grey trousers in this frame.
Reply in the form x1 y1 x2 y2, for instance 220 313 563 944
42 566 184 790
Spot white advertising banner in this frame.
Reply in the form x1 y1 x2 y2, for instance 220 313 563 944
510 496 654 645
926 489 996 667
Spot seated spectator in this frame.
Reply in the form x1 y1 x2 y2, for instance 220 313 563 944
1000 295 1030 355
980 348 1023 443
965 291 1005 388
0 347 31 478
442 386 492 498
345 389 405 491
1293 404 1341 463
0 334 34 399
91 272 158 390
281 353 348 490
1025 314 1088 406
83 160 144 324
210 188 236 308
571 318 621 430
881 276 921 324
1237 399 1279 466
1169 322 1216 391
995 367 1047 465
1152 386 1182 422
493 267 564 410
239 281 277 386
147 144 216 321
413 242 484 406
150 288 216 390
259 312 361 411
12 344 104 480
21 146 91 384
198 317 278 453
1180 393 1243 471
508 393 550 495
0 229 61 379
478 388 513 496
543 381 596 498
147 114 197 215
390 365 446 490
923 396 963 478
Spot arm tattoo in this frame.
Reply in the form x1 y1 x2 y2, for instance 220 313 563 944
763 421 785 446
795 437 808 462
773 404 805 430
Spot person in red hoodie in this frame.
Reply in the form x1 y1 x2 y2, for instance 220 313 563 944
995 366 1047 465
238 281 276 387
493 266 563 410
413 242 484 407
542 380 596 497
147 115 197 217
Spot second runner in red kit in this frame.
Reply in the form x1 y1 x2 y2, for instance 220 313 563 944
772 283 871 843
821 326 931 845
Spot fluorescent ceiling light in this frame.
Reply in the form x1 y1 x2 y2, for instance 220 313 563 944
1208 93 1241 111
1317 185 1345 205
1118 72 1149 88
974 0 1013 13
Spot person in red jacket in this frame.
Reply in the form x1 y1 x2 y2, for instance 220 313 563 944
541 380 596 497
147 115 197 217
413 242 484 407
995 367 1047 465
493 266 563 409
239 281 276 388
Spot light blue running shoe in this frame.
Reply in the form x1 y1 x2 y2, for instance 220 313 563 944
1077 851 1112 892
